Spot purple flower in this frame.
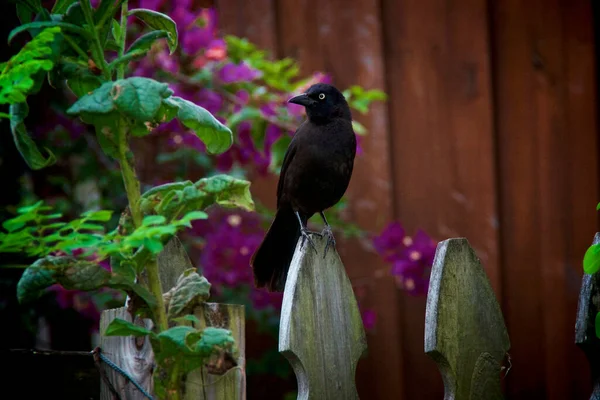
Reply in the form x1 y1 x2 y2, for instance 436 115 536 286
373 223 436 296
373 222 406 262
194 89 223 115
198 211 263 288
218 62 261 84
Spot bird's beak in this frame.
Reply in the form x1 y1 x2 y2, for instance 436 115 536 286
288 93 314 107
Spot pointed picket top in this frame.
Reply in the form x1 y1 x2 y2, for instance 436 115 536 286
279 235 367 400
575 233 600 400
425 238 510 400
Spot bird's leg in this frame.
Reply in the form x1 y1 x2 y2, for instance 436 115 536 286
295 211 320 254
319 211 336 258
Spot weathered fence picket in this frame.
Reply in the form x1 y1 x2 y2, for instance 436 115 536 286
425 238 511 400
575 233 600 400
279 234 367 400
99 237 245 400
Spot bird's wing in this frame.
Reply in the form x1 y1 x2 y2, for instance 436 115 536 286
276 133 299 208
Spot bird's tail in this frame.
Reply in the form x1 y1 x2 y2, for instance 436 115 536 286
251 206 301 292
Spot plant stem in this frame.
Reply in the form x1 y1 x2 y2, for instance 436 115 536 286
79 0 112 81
168 363 181 400
146 258 168 332
117 124 168 333
117 0 128 80
117 126 142 227
63 34 89 61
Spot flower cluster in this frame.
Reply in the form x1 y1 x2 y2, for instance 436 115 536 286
191 208 283 310
373 222 436 296
127 0 341 177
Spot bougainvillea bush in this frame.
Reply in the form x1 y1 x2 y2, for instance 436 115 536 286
0 0 437 396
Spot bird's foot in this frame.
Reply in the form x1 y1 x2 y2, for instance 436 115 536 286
321 225 336 258
300 228 321 254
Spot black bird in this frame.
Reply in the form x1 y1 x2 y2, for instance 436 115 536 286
250 83 357 292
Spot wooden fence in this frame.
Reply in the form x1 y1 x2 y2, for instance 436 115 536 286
94 231 600 399
214 0 599 398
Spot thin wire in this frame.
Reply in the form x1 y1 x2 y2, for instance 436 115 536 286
92 347 154 400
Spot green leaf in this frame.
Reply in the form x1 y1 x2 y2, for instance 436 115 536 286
164 96 233 154
269 135 292 173
596 312 600 339
141 175 254 219
10 102 56 170
584 244 600 274
157 325 196 356
352 120 367 136
142 215 167 226
127 30 169 54
110 257 136 282
52 0 78 14
143 238 164 253
8 21 91 43
66 68 104 97
177 211 208 227
67 81 115 114
17 256 111 303
109 275 157 309
226 106 262 131
128 9 178 54
195 327 235 357
68 77 173 123
172 314 201 325
111 18 121 42
596 202 600 211
83 113 123 159
104 318 153 337
16 3 34 24
82 210 113 222
167 269 211 319
1 26 60 105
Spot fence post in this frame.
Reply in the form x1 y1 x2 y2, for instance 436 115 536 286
279 234 367 400
99 236 245 400
425 238 510 400
575 233 600 400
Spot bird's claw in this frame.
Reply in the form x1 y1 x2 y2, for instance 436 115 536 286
322 225 336 258
300 228 321 254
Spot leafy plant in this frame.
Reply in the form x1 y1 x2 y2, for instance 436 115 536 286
583 202 600 338
1 1 248 397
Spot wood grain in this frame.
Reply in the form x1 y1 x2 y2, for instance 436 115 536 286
279 235 367 399
425 238 510 400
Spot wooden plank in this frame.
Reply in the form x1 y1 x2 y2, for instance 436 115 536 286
216 0 277 53
381 0 499 397
274 1 402 398
493 0 599 398
186 303 246 400
279 235 367 399
99 309 154 400
491 0 546 397
576 233 600 400
425 238 510 400
565 0 600 397
343 0 403 398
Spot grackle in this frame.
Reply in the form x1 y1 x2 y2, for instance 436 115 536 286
250 83 356 292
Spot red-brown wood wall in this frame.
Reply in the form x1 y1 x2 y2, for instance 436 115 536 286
216 0 599 398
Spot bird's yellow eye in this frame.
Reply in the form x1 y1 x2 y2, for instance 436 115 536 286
319 93 325 100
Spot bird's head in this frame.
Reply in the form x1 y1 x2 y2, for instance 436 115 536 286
288 83 352 122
